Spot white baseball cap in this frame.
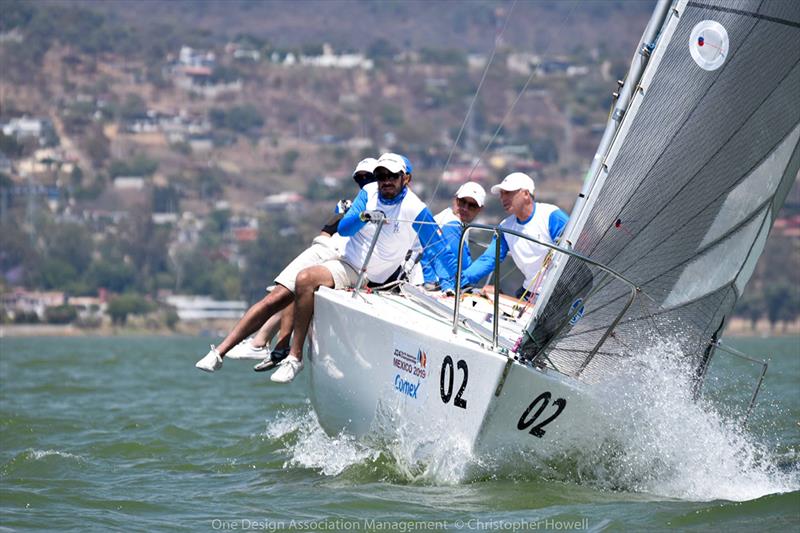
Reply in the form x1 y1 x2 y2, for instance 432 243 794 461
374 153 407 174
490 172 535 195
352 157 378 176
455 181 486 207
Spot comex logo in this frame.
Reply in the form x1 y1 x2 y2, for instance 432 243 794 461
394 374 420 399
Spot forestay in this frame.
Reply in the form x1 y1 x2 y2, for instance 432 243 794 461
521 0 800 383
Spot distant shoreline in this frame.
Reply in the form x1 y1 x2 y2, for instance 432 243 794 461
0 320 238 339
1 318 798 339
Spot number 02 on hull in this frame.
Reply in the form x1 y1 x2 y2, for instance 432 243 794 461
308 287 602 463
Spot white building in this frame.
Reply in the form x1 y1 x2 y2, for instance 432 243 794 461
164 295 247 321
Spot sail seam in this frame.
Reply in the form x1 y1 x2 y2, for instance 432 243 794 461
593 56 799 278
578 9 766 261
563 199 772 327
613 78 799 275
687 2 800 29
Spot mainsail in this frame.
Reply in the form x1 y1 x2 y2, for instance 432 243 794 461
521 0 800 383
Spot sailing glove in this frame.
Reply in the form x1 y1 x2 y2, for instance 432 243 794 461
359 210 385 223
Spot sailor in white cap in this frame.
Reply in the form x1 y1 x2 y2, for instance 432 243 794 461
419 181 486 289
195 157 379 374
269 153 460 383
459 172 569 299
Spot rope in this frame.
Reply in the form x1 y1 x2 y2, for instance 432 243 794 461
429 0 519 205
466 4 577 182
515 250 554 316
369 279 406 292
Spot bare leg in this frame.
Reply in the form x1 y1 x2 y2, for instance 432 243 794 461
289 266 335 361
274 302 294 350
251 312 282 349
216 285 294 356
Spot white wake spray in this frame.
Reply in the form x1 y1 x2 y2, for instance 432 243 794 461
263 401 478 484
264 407 379 477
586 339 798 501
263 341 797 499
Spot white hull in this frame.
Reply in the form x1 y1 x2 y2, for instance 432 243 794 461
309 287 603 463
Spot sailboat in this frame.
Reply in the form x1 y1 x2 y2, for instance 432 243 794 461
306 0 800 459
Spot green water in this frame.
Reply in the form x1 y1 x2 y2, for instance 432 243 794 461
0 336 798 532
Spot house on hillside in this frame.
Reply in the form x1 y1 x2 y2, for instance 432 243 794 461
300 44 373 70
167 46 241 97
441 164 491 184
178 46 216 68
2 117 58 147
259 192 304 211
163 295 247 321
1 288 65 320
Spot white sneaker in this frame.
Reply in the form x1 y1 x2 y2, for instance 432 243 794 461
226 338 268 360
270 355 304 383
195 345 223 372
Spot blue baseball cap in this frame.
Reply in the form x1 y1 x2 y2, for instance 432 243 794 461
401 155 413 175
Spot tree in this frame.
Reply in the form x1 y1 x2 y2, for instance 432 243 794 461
46 222 93 273
210 65 241 84
163 308 179 331
44 304 78 324
366 38 398 62
37 258 79 290
0 132 24 158
225 105 264 134
197 167 224 200
85 124 110 167
281 150 300 174
531 138 559 164
380 104 404 127
153 185 180 213
118 93 147 121
88 260 136 293
118 211 172 292
241 213 313 302
735 291 763 331
107 294 154 325
109 154 158 178
208 105 264 135
301 43 323 56
419 47 467 67
764 282 792 331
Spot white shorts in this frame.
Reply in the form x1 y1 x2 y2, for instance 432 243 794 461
274 236 342 293
320 258 361 290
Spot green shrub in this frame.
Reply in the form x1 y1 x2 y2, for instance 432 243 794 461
44 304 78 324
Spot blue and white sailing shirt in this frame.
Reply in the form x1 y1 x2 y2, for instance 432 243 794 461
338 182 459 288
460 202 568 289
420 207 472 285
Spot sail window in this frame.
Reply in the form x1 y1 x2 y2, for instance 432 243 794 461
700 123 800 247
663 208 767 308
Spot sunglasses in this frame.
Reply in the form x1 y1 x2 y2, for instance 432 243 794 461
457 198 480 210
376 172 403 182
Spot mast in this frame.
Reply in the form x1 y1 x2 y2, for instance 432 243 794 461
525 0 675 339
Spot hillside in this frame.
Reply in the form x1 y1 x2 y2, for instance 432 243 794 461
0 0 797 330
